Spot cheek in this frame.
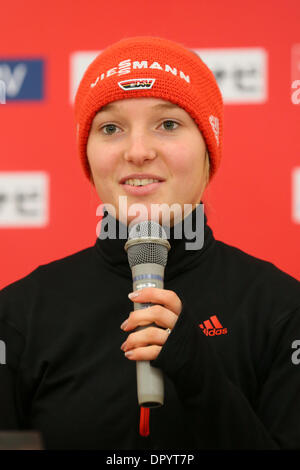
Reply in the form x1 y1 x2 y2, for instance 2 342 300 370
87 140 116 177
169 144 201 179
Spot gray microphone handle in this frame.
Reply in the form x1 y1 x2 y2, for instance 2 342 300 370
131 263 165 408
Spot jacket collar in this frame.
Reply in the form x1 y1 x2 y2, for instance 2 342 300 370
94 203 215 281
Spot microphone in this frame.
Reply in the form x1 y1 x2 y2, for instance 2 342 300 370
124 220 171 407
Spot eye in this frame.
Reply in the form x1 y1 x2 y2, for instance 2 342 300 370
101 124 120 135
161 120 179 131
99 120 180 135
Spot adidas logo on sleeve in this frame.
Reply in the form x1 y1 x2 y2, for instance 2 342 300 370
199 315 228 336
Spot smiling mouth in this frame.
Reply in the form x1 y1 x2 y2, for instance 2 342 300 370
120 180 163 195
123 182 160 187
122 178 161 187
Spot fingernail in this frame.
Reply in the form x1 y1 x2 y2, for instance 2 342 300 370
124 351 133 358
128 291 140 299
120 319 128 330
120 341 127 351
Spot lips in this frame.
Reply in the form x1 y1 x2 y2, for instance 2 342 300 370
121 180 163 196
119 174 165 184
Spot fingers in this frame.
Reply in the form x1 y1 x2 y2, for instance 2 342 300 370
128 287 182 316
124 345 162 361
120 305 175 362
121 327 167 361
121 326 169 353
121 287 182 361
121 305 178 331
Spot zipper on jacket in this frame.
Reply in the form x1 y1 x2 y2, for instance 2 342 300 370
139 407 150 436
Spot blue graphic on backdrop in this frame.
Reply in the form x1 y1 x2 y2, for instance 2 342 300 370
0 59 44 102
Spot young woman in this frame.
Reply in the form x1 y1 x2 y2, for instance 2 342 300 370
0 36 300 450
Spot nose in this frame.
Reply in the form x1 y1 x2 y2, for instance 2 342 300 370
123 130 157 165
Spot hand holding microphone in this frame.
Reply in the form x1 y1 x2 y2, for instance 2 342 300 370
120 287 182 360
124 220 182 408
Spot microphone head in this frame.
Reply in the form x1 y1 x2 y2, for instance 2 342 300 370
124 220 171 268
128 219 168 239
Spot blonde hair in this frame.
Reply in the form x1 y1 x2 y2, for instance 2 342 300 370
201 149 210 192
201 149 215 218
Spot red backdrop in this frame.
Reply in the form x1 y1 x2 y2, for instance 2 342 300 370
0 0 299 289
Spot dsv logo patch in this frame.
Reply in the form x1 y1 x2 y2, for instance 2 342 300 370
118 78 155 91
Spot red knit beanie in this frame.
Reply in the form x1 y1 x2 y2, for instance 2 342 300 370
74 36 223 182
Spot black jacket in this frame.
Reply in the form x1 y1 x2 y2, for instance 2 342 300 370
0 208 300 449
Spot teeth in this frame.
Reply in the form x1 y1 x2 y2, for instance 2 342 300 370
124 178 160 186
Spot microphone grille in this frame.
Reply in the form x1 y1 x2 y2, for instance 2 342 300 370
126 220 170 268
128 220 166 240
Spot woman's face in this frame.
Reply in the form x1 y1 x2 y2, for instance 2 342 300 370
87 97 209 226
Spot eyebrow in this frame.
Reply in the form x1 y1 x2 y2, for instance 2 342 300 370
97 102 181 114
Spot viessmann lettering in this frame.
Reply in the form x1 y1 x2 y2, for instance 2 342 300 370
90 59 191 88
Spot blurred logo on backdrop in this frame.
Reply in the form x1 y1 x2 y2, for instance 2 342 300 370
0 79 6 104
292 168 300 224
291 44 300 105
0 59 44 102
194 48 267 104
69 48 267 104
0 172 49 227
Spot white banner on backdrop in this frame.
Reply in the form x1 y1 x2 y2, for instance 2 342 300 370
194 48 267 104
0 172 49 227
291 44 300 105
292 167 300 224
70 51 101 105
69 48 268 105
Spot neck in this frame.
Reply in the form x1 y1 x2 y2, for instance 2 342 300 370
95 203 215 281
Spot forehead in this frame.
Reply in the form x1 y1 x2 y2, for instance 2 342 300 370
97 98 184 114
